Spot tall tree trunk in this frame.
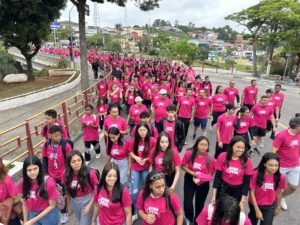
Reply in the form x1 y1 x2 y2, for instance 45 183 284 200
295 53 300 77
25 56 34 81
252 35 258 77
77 0 89 91
266 44 274 77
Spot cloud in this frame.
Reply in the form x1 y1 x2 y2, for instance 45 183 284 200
60 0 259 32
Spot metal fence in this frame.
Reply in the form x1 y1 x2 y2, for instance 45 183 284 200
0 60 112 167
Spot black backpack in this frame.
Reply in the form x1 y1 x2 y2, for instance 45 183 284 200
43 124 72 146
87 167 101 189
44 139 73 160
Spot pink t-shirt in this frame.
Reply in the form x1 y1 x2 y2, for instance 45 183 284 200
0 175 18 202
178 96 195 118
136 191 182 225
234 116 252 134
224 87 239 104
127 92 135 105
129 104 149 124
216 152 253 185
202 83 212 97
42 141 72 180
67 169 99 198
211 94 227 112
80 114 99 141
41 121 69 140
216 114 236 144
129 137 157 171
243 86 258 105
267 99 277 115
174 88 186 102
109 90 122 103
97 82 108 96
251 104 273 129
272 129 300 168
104 116 128 133
94 187 132 225
96 104 108 115
107 141 130 160
150 150 181 174
162 120 176 148
272 92 284 109
195 97 212 119
152 98 172 123
250 170 286 206
18 177 58 211
151 93 160 102
196 205 252 225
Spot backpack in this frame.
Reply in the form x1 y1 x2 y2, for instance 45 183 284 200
43 124 72 145
44 175 65 210
87 167 101 189
44 139 73 160
207 203 246 225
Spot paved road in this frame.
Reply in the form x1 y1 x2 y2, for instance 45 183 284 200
67 73 300 225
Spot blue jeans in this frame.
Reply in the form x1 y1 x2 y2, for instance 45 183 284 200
71 192 94 225
130 169 149 214
28 208 59 225
111 158 129 186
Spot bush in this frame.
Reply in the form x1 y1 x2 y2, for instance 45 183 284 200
148 49 159 56
57 57 68 69
224 58 236 70
0 50 18 78
33 68 49 77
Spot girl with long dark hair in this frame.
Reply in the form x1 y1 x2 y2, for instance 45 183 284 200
211 136 253 212
18 156 59 225
181 136 215 224
196 195 252 225
91 162 132 225
64 150 99 225
248 153 285 225
106 127 130 186
129 122 156 217
149 132 181 191
136 170 183 225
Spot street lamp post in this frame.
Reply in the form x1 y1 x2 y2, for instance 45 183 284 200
69 5 75 68
284 53 292 80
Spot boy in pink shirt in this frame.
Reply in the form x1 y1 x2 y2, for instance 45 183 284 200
272 117 300 210
151 89 172 128
177 88 195 142
224 80 240 105
241 79 258 110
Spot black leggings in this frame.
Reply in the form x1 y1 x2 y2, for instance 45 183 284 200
248 203 276 225
165 171 175 188
217 180 243 202
211 111 225 127
184 173 210 224
84 140 100 161
179 117 190 140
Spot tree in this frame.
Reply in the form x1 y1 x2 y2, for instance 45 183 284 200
226 3 266 77
69 0 160 91
0 0 66 80
153 34 170 48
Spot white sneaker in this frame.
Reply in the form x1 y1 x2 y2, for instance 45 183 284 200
281 198 288 210
132 214 138 222
60 213 68 224
96 153 101 159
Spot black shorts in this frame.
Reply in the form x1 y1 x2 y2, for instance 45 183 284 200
266 121 273 132
252 126 266 137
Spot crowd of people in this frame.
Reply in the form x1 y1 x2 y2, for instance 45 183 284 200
1 52 300 225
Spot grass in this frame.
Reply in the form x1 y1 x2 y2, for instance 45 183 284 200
192 61 253 72
0 76 71 100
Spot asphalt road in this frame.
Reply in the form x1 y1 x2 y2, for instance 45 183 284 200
68 73 300 225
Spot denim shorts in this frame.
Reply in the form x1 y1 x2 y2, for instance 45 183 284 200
28 208 59 225
194 118 208 129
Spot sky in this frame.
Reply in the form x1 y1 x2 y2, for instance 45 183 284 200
60 0 260 32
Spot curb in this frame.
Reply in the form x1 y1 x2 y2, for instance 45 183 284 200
0 70 80 111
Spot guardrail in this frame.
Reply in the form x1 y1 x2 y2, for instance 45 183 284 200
0 59 112 167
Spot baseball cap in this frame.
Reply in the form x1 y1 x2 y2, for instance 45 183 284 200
135 96 143 102
159 89 167 94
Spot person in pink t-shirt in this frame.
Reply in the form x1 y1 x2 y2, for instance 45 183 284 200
193 89 212 138
151 89 172 128
241 79 258 110
127 96 149 129
129 122 157 217
81 104 101 164
224 80 240 105
96 75 108 99
96 97 108 130
196 195 252 225
248 153 286 225
272 117 300 211
174 81 186 105
181 136 215 224
149 132 181 191
251 95 277 148
131 111 159 139
0 158 21 225
215 104 237 159
108 84 122 105
64 150 99 225
136 170 183 225
212 136 253 212
177 88 195 141
201 76 213 97
92 162 132 225
124 85 136 113
106 127 130 186
210 85 228 130
19 156 59 225
104 104 129 137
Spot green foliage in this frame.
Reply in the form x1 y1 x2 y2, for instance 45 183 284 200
0 0 67 80
86 34 122 52
153 34 170 48
48 28 72 42
0 49 18 78
213 25 237 43
57 57 68 69
33 68 49 77
148 49 159 56
224 59 237 69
